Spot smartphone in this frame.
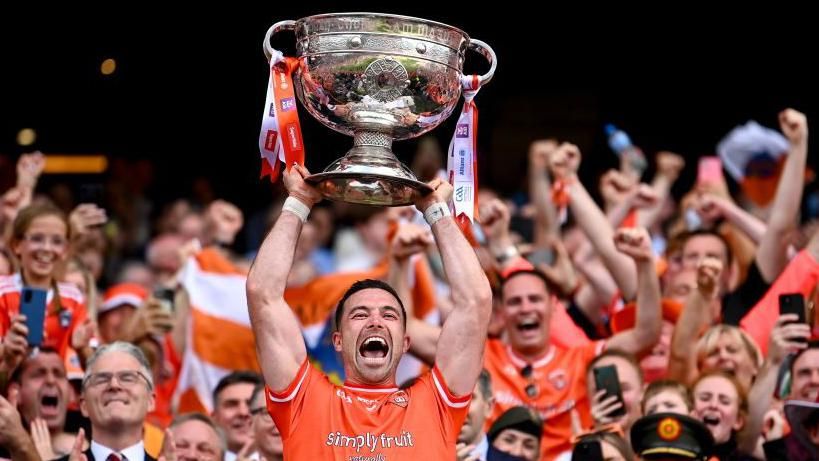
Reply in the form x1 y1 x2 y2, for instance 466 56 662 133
697 157 723 185
526 248 555 267
593 365 626 418
20 287 48 347
779 293 807 324
572 438 604 461
153 287 175 313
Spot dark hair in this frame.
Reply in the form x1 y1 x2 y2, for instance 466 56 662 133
681 229 733 266
790 340 819 375
573 432 635 461
333 279 406 332
499 268 560 301
249 382 266 407
641 379 693 414
212 371 263 405
9 346 61 384
587 349 645 385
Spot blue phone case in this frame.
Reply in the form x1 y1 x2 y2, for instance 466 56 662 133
20 287 48 347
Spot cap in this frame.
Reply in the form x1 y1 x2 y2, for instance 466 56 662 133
630 412 714 460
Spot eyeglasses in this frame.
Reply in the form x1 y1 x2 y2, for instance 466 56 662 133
84 370 151 389
23 234 68 250
251 407 273 421
521 364 539 399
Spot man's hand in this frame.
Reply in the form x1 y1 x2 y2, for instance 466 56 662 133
235 439 257 461
613 227 654 262
159 428 177 461
779 108 808 146
204 200 244 246
768 314 810 365
599 169 636 208
529 139 558 173
655 151 685 181
413 177 453 214
30 417 58 461
694 193 726 223
548 142 581 180
629 184 660 209
120 299 174 342
390 223 433 261
696 257 723 298
283 163 322 208
0 388 29 450
16 151 45 191
456 442 479 461
479 198 512 245
70 318 97 352
69 204 108 238
67 428 88 461
2 315 29 372
1 187 30 224
536 236 579 297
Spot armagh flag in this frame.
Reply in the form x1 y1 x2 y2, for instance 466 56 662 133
174 249 258 413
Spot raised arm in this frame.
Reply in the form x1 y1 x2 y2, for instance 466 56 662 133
638 151 685 229
696 193 767 244
246 164 321 392
386 223 439 366
551 143 638 300
738 314 810 454
528 139 561 245
419 179 492 396
667 257 722 385
756 109 809 282
606 227 663 355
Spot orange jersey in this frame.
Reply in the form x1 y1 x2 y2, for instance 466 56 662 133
266 359 470 460
0 274 87 358
483 339 605 460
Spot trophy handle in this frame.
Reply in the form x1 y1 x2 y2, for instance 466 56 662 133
466 39 497 87
263 20 297 62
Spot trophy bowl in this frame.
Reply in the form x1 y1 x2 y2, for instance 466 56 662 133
264 12 496 206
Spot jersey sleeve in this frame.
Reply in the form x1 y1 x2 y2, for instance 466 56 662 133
417 366 472 442
264 359 327 437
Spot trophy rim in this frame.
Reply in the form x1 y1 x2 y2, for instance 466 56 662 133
305 171 434 207
299 12 470 42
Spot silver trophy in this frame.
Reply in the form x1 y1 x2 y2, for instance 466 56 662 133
264 13 496 206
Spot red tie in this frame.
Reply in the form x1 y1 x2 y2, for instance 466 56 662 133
107 454 122 461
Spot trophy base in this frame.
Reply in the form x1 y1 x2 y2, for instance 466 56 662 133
305 143 432 206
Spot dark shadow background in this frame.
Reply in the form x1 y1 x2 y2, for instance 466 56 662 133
2 4 817 216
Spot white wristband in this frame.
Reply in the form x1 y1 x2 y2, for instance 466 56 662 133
423 202 451 226
282 196 310 223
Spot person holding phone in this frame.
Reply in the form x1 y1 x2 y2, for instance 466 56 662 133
0 204 90 379
586 350 645 438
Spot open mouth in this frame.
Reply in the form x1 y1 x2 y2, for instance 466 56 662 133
701 414 721 427
359 337 389 359
517 319 540 333
39 393 60 417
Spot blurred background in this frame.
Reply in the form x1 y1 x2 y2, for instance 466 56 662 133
2 4 817 255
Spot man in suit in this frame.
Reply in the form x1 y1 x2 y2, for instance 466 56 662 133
59 341 156 461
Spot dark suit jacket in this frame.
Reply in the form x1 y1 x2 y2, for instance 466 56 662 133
55 450 157 461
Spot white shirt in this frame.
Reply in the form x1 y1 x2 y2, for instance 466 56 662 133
470 434 489 461
91 440 145 461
